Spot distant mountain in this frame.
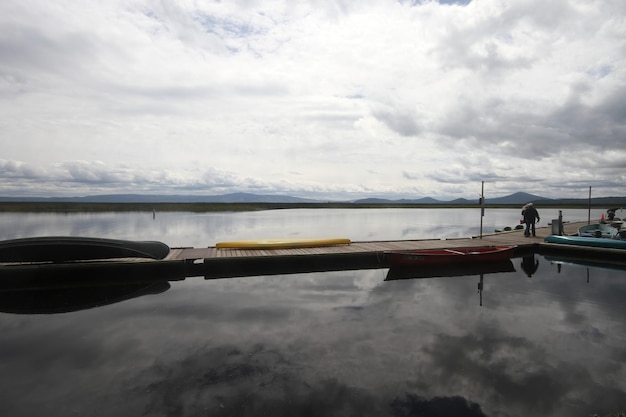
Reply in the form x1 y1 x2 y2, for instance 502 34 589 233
485 192 550 205
353 196 450 204
352 198 395 204
544 196 626 206
352 192 550 205
404 197 443 204
1 192 625 205
448 198 472 204
198 193 320 203
349 192 626 206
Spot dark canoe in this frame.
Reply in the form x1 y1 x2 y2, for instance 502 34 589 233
385 246 516 267
0 236 171 263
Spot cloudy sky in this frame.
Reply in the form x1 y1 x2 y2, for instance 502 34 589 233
1 0 624 200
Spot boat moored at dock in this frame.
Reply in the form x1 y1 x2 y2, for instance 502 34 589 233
544 234 626 250
578 223 619 238
385 246 516 267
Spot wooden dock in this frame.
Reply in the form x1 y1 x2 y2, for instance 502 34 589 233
2 220 624 289
168 220 579 262
164 220 624 278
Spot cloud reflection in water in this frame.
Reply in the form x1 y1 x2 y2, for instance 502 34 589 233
0 259 624 416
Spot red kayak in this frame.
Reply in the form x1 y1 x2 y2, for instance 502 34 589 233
386 246 516 266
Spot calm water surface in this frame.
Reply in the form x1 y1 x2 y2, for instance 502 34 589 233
0 207 609 246
0 208 624 417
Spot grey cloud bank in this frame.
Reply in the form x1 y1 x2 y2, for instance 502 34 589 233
1 0 625 200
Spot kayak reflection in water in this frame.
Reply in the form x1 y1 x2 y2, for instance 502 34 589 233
521 254 539 277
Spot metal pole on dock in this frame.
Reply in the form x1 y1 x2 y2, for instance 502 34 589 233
478 274 484 306
479 181 484 239
587 187 591 224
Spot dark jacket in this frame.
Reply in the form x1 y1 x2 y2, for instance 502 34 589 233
523 206 540 223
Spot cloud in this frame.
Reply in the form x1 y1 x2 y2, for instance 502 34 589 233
131 344 389 417
0 159 248 196
371 104 422 137
0 0 625 199
0 159 45 179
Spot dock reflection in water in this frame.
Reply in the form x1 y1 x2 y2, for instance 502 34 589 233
0 280 170 314
0 255 624 417
386 260 516 307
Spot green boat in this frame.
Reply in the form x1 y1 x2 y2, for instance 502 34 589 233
544 235 626 249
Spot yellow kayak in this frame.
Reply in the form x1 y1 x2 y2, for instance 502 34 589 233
216 238 351 249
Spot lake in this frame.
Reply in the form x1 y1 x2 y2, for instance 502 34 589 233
0 207 610 246
0 208 624 417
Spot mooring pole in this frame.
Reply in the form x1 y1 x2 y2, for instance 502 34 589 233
479 181 485 239
587 187 591 224
478 274 484 307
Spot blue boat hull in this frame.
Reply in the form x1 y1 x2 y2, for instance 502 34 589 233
544 235 626 249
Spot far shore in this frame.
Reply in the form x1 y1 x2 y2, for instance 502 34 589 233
0 202 611 213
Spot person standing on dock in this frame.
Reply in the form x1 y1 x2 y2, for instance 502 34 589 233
607 208 618 221
522 203 540 237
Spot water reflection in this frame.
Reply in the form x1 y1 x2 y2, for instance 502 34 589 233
1 255 624 416
0 208 609 247
385 260 516 280
386 260 517 308
0 259 519 314
547 255 626 274
520 253 539 277
0 281 170 314
0 208 624 417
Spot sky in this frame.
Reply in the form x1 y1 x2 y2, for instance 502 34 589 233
1 0 625 201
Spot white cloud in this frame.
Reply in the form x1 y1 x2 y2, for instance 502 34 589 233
0 0 624 200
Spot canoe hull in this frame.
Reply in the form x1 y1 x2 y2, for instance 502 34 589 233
216 238 351 250
544 235 626 249
385 246 516 267
0 236 171 263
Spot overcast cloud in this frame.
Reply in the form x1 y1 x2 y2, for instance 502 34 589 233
1 0 625 200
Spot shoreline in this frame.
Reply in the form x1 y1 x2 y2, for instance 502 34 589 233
0 201 611 213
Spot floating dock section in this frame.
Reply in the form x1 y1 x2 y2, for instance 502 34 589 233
1 221 624 288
